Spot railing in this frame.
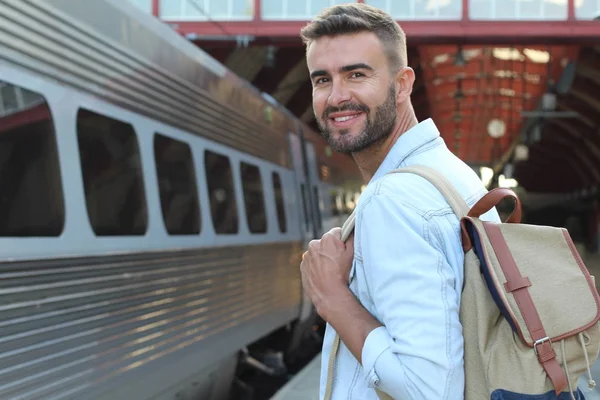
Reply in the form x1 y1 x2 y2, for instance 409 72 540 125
132 0 600 20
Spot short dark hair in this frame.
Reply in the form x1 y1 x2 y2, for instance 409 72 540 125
300 3 407 71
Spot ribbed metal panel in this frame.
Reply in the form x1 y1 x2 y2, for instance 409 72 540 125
0 0 291 167
0 242 303 399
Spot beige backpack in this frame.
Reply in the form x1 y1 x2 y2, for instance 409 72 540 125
325 165 600 400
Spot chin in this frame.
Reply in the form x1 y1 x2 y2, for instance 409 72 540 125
329 136 364 154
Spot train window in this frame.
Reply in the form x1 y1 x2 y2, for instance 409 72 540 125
0 81 64 236
330 189 339 216
76 108 147 236
300 183 310 231
154 133 200 235
313 186 322 231
240 162 267 234
205 150 238 234
272 172 287 233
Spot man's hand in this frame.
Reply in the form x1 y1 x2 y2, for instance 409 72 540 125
299 227 355 320
299 227 381 365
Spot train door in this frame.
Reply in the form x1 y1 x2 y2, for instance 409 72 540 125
288 131 316 243
304 142 323 237
288 131 318 322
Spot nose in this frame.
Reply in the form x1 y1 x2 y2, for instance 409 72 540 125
327 79 351 107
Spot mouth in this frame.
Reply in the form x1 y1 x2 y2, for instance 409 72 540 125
328 112 364 128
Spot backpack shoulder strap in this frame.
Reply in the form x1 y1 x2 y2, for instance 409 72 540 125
388 165 471 218
340 165 469 242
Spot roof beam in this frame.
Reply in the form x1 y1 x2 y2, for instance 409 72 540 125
252 47 307 94
285 78 312 117
172 20 600 45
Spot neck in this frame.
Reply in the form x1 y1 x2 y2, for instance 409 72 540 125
352 105 418 183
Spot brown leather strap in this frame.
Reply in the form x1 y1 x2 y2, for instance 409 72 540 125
484 222 567 394
468 188 522 223
504 276 531 292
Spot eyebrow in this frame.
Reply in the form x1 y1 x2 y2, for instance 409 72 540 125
310 63 374 80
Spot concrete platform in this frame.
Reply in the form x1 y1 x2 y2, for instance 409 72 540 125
270 354 320 400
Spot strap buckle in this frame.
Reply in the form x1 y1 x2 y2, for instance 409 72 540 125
534 336 552 355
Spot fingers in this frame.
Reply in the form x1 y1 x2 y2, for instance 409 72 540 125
327 227 342 235
303 228 353 261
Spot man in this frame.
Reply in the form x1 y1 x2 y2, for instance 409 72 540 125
298 3 500 399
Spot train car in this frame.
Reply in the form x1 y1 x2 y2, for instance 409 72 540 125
0 1 363 399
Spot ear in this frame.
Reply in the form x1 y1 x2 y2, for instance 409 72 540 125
394 66 415 104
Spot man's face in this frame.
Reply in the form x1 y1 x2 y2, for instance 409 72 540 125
306 31 398 154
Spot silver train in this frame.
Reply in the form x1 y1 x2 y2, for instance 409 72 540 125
0 1 364 399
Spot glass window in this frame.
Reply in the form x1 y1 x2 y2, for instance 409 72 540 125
388 0 414 19
286 1 307 18
160 0 183 17
308 0 332 16
519 0 542 18
261 0 283 18
162 0 253 19
495 0 516 19
413 0 461 19
575 0 600 19
469 0 567 19
542 0 569 19
205 150 238 234
208 0 228 18
77 109 147 236
366 0 461 19
469 0 492 18
0 81 64 236
272 172 287 233
240 162 267 234
231 0 253 17
0 83 19 113
262 0 348 19
183 0 205 17
154 133 200 235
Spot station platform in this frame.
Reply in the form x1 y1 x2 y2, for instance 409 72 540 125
270 252 600 400
270 354 321 400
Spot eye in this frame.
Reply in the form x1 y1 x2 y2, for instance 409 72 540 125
350 72 365 78
315 77 329 85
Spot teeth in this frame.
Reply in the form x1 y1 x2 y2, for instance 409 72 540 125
334 115 358 122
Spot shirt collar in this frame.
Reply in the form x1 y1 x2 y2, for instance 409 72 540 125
369 118 441 184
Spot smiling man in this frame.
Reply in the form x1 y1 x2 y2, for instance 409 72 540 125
298 4 500 400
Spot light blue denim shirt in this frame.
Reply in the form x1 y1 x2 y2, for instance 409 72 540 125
319 118 501 399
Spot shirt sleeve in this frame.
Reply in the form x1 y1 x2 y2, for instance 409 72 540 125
357 193 464 400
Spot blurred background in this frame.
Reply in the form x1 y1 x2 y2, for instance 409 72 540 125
0 1 599 399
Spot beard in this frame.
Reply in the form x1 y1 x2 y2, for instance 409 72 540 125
316 84 397 154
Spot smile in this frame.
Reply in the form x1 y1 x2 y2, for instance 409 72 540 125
328 112 364 128
333 114 361 122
